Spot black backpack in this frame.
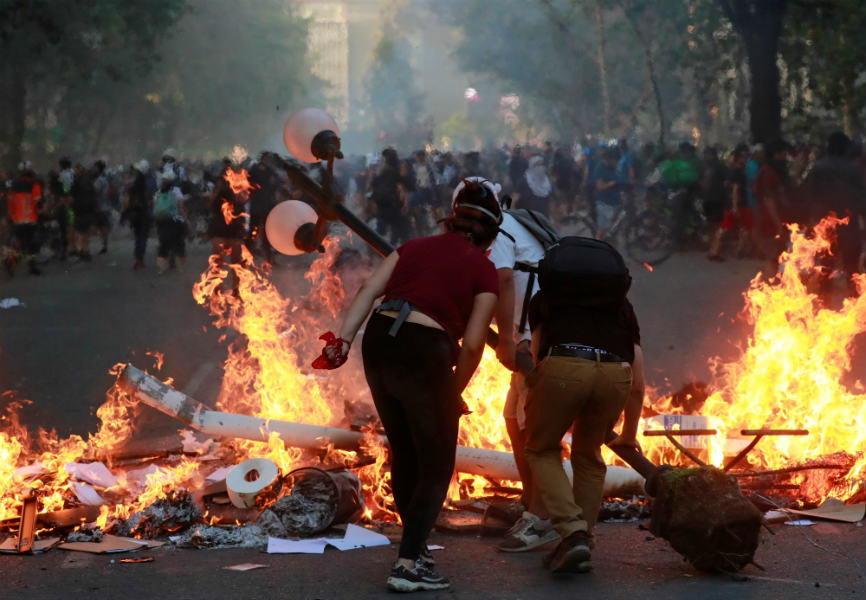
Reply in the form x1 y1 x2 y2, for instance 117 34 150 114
538 236 631 308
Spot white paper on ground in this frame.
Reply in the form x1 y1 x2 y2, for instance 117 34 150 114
205 466 234 483
64 462 118 488
326 524 390 551
267 537 328 554
427 545 445 551
224 563 269 571
71 481 105 506
0 298 25 309
267 525 391 554
784 519 816 526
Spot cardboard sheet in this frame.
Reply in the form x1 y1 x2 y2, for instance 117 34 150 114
0 537 61 554
59 535 164 554
783 498 866 523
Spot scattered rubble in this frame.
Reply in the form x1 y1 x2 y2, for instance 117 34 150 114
113 491 203 539
173 524 268 549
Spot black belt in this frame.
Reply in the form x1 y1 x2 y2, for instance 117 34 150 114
549 344 624 362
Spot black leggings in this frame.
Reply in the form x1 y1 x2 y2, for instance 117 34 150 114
362 312 459 561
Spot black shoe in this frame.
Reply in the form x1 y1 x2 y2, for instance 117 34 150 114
543 530 592 574
98 247 107 255
417 546 435 569
29 263 42 275
386 563 450 592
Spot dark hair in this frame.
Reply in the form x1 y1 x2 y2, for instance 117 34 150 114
827 131 850 157
444 179 502 247
381 147 398 169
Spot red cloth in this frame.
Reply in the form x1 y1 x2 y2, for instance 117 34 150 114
719 206 753 231
383 232 498 339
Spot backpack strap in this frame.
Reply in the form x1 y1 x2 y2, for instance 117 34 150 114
525 209 559 245
517 270 535 335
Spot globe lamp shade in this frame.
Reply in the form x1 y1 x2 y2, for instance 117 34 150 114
265 200 319 255
283 108 340 163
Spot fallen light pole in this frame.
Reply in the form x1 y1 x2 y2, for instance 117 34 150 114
117 364 645 498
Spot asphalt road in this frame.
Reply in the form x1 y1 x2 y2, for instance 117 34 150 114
1 519 864 599
1 233 864 599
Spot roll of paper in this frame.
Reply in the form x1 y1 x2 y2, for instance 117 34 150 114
225 458 279 509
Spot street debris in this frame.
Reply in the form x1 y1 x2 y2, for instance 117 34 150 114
266 523 390 554
0 297 25 309
113 491 203 539
172 524 268 549
649 466 762 572
58 535 163 554
781 498 866 523
226 458 280 509
224 563 268 571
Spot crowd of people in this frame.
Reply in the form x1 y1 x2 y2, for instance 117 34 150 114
2 132 864 286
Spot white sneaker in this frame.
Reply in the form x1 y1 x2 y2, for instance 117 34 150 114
497 511 560 552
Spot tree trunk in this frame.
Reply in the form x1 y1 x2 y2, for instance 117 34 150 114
719 0 787 144
594 1 611 135
743 29 782 143
621 7 666 147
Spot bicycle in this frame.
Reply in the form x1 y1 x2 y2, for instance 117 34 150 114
559 194 676 267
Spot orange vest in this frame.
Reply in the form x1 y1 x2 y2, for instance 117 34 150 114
8 179 41 224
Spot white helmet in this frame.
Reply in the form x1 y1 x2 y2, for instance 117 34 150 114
450 176 503 225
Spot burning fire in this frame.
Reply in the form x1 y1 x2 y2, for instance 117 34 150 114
638 215 864 500
0 214 862 533
221 167 255 225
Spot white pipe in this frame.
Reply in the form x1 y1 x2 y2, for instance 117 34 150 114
118 364 645 497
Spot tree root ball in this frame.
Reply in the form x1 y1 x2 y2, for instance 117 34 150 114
649 466 762 572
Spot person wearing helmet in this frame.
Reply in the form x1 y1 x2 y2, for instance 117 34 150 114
317 178 501 592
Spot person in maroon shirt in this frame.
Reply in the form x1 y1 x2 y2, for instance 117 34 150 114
753 140 791 275
324 178 500 592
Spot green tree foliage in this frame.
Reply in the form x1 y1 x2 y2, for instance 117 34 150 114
124 0 321 158
782 0 866 138
0 0 321 168
435 0 864 146
432 0 695 144
0 0 186 166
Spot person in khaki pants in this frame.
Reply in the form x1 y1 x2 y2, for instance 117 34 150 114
524 292 645 574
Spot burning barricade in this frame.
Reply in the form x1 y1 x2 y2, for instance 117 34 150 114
0 215 863 572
